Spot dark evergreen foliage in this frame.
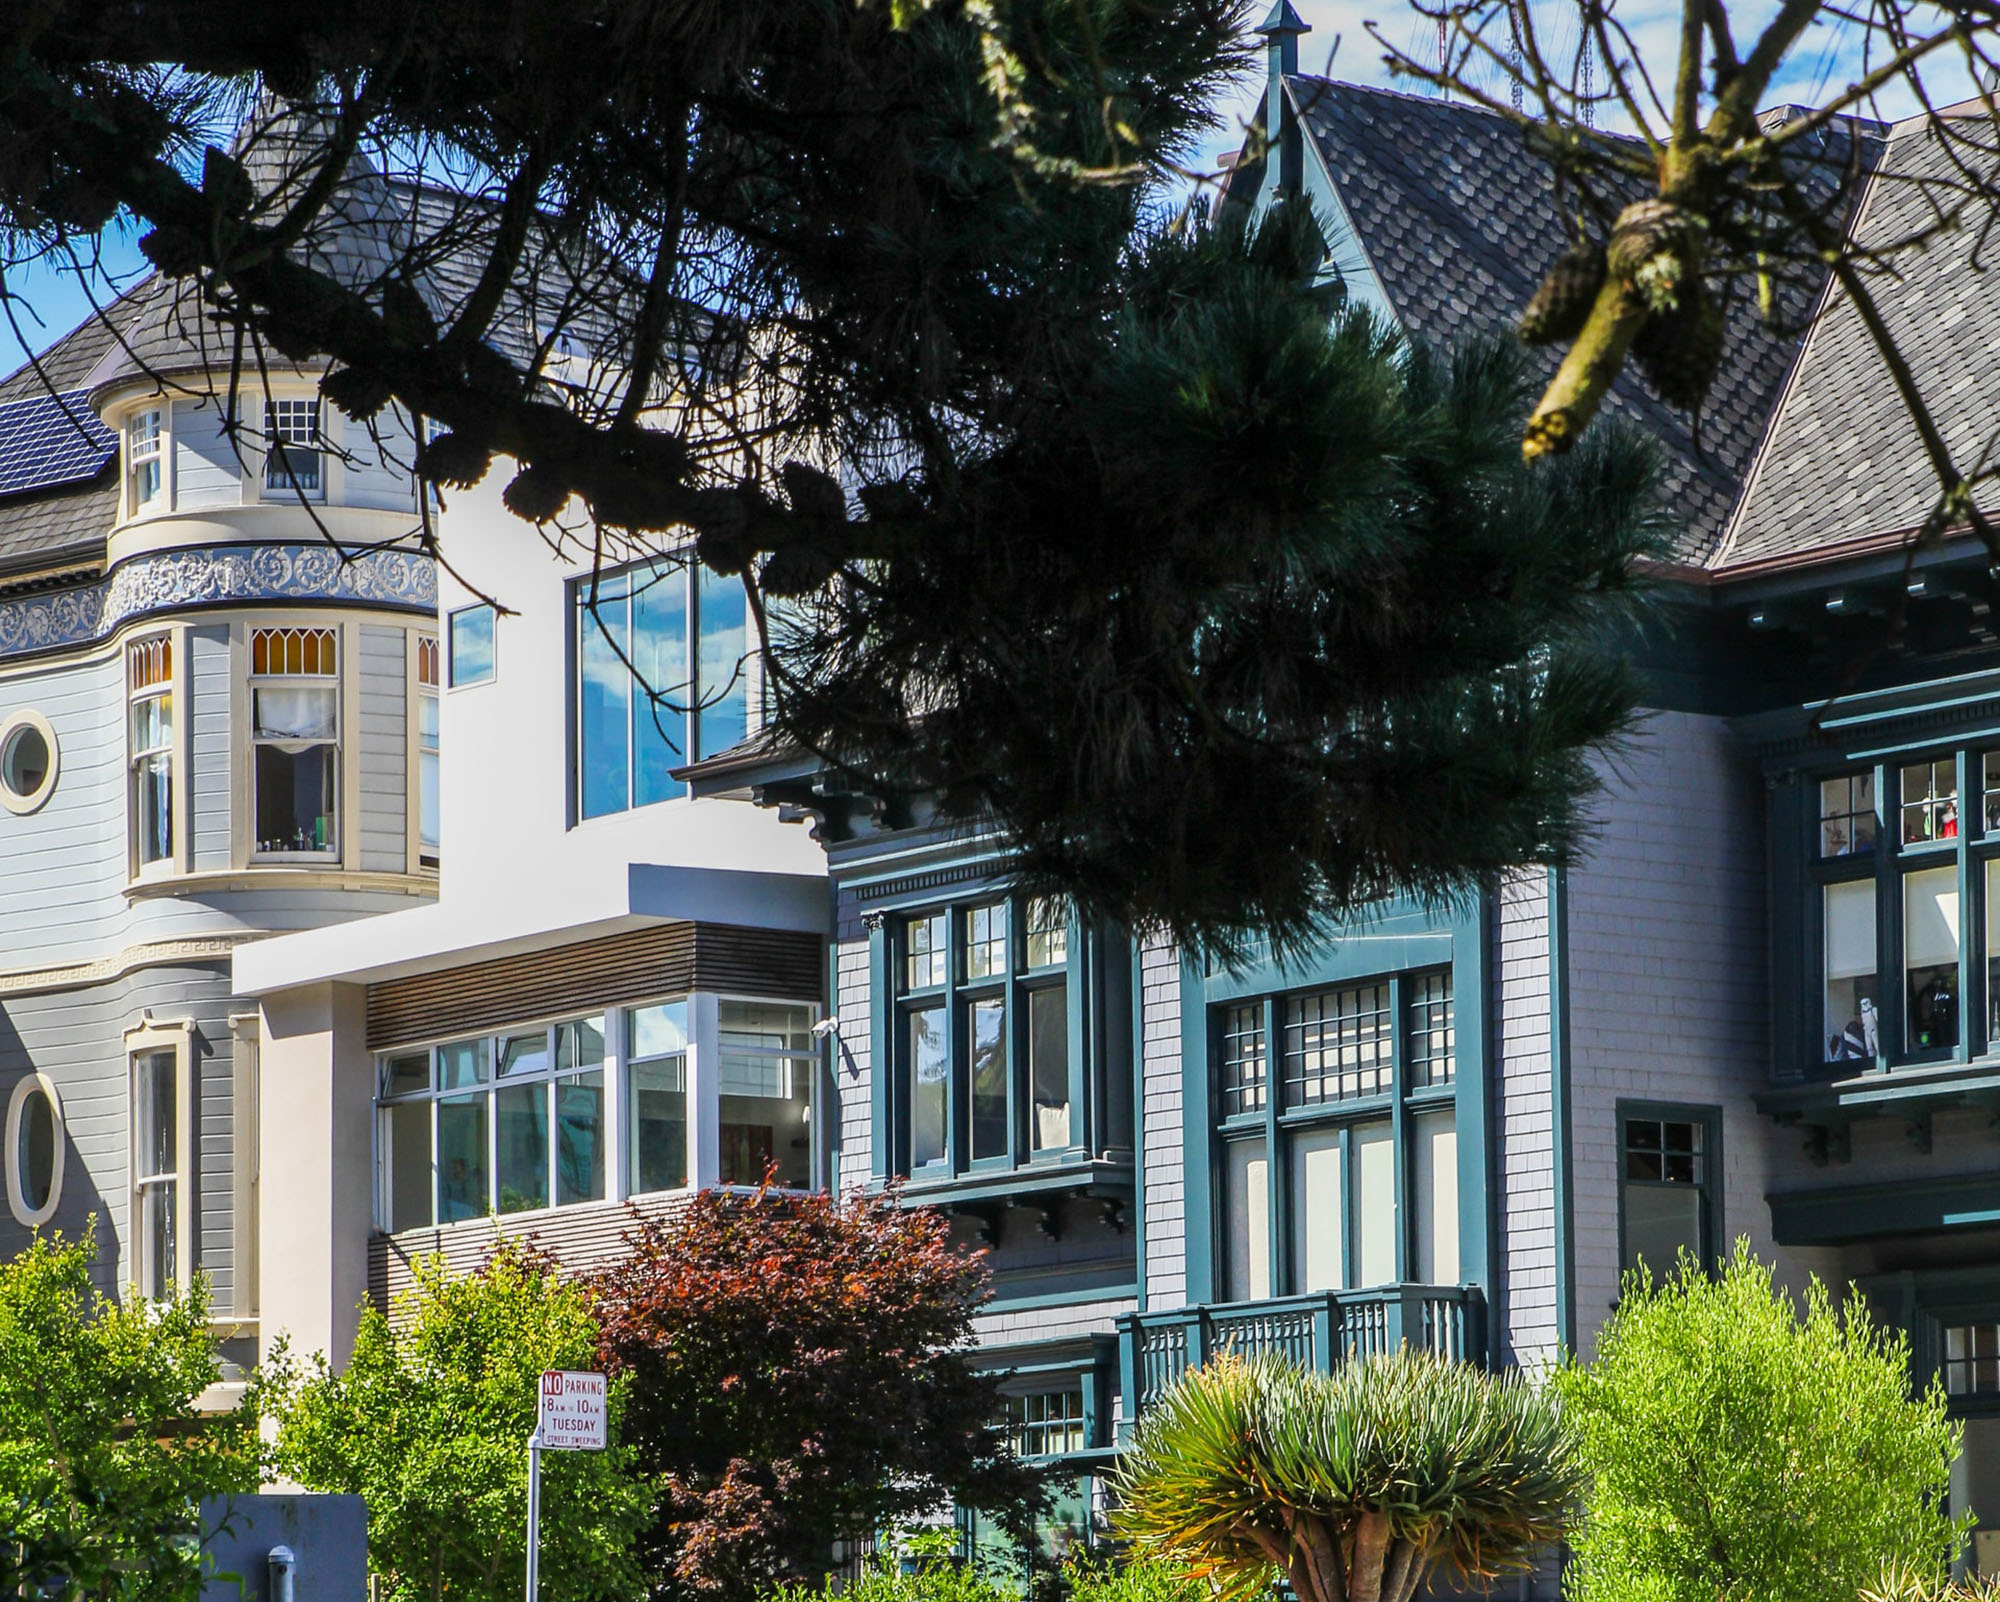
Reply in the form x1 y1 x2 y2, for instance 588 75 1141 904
0 1 1669 954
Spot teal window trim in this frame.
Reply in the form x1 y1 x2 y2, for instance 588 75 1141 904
1786 745 2000 1080
1856 1267 2000 1414
1614 1098 1722 1286
1179 893 1490 1308
877 893 1121 1182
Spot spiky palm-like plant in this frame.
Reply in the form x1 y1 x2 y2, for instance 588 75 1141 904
1112 1352 1580 1602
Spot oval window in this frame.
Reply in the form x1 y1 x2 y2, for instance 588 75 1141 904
6 1075 62 1228
0 712 58 815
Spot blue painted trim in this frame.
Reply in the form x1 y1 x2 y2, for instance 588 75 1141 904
1548 866 1577 1355
1181 951 1217 1304
0 541 436 660
980 1284 1140 1313
869 918 891 1180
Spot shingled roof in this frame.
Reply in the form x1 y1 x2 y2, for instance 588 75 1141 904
0 306 127 578
1717 108 2000 567
1283 77 1866 567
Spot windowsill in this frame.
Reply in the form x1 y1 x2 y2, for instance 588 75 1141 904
252 851 341 865
126 866 437 899
1759 1052 2000 1121
891 1154 1135 1208
375 1182 814 1241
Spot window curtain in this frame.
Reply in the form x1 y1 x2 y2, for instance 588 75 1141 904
253 686 336 743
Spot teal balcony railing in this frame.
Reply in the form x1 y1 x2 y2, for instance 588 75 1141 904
1117 1284 1487 1420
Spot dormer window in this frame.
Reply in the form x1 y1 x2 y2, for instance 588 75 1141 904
265 399 323 497
126 409 163 513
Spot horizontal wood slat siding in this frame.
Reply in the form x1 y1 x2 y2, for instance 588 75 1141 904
368 1193 695 1310
365 921 823 1049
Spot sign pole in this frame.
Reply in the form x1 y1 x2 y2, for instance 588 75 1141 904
525 1426 543 1602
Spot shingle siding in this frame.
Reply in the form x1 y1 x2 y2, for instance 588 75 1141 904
1494 867 1558 1369
1139 932 1186 1311
833 930 872 1190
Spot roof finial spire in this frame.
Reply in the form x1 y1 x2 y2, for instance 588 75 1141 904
1256 0 1310 195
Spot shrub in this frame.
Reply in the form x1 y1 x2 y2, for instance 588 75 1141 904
1112 1351 1578 1602
1557 1244 1966 1602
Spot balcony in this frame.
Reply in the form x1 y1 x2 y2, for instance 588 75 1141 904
1117 1285 1488 1419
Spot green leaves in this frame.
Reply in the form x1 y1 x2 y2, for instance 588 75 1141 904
1557 1245 1966 1602
1113 1352 1580 1602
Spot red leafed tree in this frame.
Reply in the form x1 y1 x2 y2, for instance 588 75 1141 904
590 1182 1046 1601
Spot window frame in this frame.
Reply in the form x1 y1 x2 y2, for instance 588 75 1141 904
262 397 325 501
4 1071 64 1229
884 895 1090 1182
126 631 181 879
570 554 756 822
412 632 440 868
124 405 166 519
247 625 343 863
1211 968 1463 1301
448 603 496 688
1614 1099 1721 1285
124 1018 195 1302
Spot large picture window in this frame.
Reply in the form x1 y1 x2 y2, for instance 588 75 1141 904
251 627 339 857
574 557 749 818
127 635 174 869
1217 970 1459 1300
890 896 1082 1178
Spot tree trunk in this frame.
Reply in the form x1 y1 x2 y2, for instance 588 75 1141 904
1521 276 1648 458
1348 1509 1394 1602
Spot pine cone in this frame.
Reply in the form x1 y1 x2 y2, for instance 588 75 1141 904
1519 241 1607 346
416 430 493 490
502 466 569 523
320 367 395 422
1607 199 1701 282
1632 274 1725 412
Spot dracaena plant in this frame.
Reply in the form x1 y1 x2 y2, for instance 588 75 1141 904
1112 1351 1579 1602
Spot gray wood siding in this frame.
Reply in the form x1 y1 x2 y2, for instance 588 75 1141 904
171 399 242 511
0 652 132 971
190 625 231 870
1139 931 1186 1310
338 406 420 514
357 626 407 874
1494 867 1558 1369
833 932 872 1189
0 963 235 1300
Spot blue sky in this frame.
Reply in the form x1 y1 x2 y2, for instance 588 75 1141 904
1 4 1973 378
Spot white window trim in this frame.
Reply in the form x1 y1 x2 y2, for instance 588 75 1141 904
124 1017 195 1301
244 622 347 866
406 629 440 872
122 401 171 522
4 1071 64 1229
371 991 818 1235
127 625 190 883
0 708 60 816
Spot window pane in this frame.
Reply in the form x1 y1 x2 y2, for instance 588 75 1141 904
138 1052 176 1182
1625 1185 1702 1280
1029 985 1070 1153
495 1082 549 1213
1026 898 1069 968
908 1008 946 1169
134 752 172 864
555 1017 605 1073
1989 860 2000 1052
695 564 748 761
383 1101 432 1232
1820 772 1877 858
437 1038 487 1091
1285 985 1392 1107
965 904 1007 981
578 584 631 818
1353 1121 1395 1288
419 743 440 851
1224 1140 1270 1301
1824 881 1879 1062
1220 1003 1267 1117
380 1051 429 1098
628 1000 688 1060
970 998 1008 1161
905 914 946 991
129 693 172 753
1412 1112 1459 1284
627 1056 688 1194
17 1087 53 1214
1407 972 1455 1087
254 743 336 853
449 604 495 686
499 1031 549 1078
253 685 337 740
1905 865 1960 1051
1289 1125 1343 1293
1901 759 1959 845
139 1183 175 1298
718 1001 813 1188
630 560 690 805
437 1095 488 1221
555 1071 604 1205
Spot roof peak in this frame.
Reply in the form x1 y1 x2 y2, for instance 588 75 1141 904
1256 0 1309 36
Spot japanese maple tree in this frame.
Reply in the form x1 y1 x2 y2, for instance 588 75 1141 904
590 1182 1042 1602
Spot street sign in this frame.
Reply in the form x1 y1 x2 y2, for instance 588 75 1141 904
537 1370 607 1451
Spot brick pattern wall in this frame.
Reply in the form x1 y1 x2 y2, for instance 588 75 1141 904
1139 932 1187 1310
1566 710 1780 1355
1495 867 1559 1369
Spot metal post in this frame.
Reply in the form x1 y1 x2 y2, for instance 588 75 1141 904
525 1429 543 1602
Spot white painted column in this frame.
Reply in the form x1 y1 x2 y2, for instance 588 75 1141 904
688 991 721 1188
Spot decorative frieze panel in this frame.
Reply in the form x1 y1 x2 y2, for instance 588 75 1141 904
0 543 435 660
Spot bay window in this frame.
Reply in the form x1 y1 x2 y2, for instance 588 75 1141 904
128 635 174 869
375 993 817 1232
1216 969 1462 1300
887 895 1095 1180
251 626 339 857
574 556 751 819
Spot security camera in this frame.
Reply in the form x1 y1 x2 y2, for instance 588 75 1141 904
811 1016 841 1041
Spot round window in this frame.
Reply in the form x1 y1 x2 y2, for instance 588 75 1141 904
0 712 57 815
5 1074 62 1228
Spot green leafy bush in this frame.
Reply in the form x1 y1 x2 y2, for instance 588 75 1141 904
1112 1351 1579 1602
1557 1245 1966 1602
268 1237 647 1602
0 1228 257 1601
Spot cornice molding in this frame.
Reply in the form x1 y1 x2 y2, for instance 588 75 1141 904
0 936 247 996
